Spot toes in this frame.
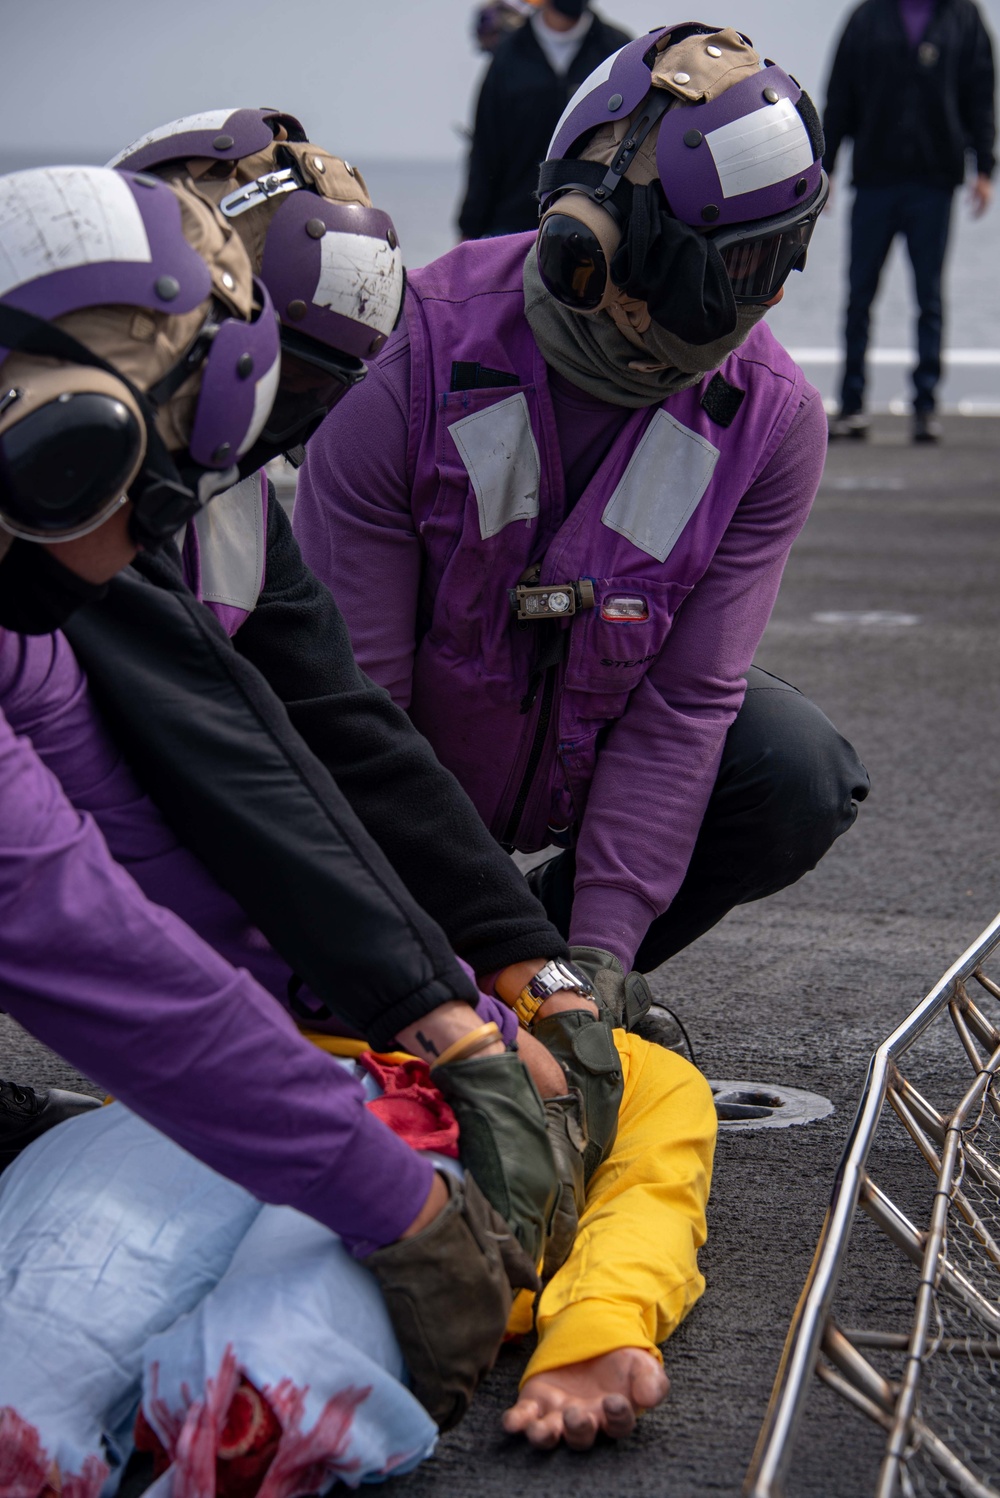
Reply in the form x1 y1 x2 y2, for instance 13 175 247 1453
502 1399 539 1434
631 1359 671 1411
562 1404 600 1451
525 1413 563 1450
601 1393 636 1439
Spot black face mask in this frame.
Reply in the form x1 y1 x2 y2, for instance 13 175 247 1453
609 183 738 345
550 0 588 16
0 538 109 635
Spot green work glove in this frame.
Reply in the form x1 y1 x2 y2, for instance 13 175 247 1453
364 1172 538 1431
568 945 654 1030
433 1050 558 1269
541 1089 587 1282
531 1007 624 1181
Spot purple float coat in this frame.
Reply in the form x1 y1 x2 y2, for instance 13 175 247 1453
294 233 827 971
0 626 434 1253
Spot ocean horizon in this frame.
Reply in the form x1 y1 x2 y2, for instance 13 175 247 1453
5 151 999 410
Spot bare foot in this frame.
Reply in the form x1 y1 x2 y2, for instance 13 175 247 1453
501 1347 669 1450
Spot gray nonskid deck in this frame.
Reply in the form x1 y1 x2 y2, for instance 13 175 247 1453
3 414 999 1495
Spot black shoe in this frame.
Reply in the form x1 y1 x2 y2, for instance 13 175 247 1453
828 411 870 440
0 1079 102 1171
913 412 941 443
630 1003 696 1065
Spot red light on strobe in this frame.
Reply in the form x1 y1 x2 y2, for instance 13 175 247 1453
601 594 649 622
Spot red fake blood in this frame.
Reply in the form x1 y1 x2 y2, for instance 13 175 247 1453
0 1406 108 1498
135 1367 282 1497
137 1353 373 1497
215 1379 282 1496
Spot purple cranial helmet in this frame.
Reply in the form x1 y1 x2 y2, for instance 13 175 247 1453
106 108 289 174
535 22 828 341
0 165 280 546
111 109 406 468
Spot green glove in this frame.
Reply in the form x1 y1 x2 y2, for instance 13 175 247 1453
531 1008 624 1180
541 1089 587 1282
364 1172 538 1431
433 1050 558 1268
568 945 654 1029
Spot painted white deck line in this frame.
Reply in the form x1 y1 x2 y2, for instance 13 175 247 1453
789 348 1000 365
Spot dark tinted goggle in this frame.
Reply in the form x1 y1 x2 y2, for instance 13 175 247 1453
710 176 829 304
537 173 829 314
234 326 367 477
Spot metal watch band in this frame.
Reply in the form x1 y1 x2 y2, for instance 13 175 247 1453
512 958 596 1029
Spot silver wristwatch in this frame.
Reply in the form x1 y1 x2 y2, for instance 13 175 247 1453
512 958 596 1028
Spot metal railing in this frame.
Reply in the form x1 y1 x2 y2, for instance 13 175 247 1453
745 911 1000 1498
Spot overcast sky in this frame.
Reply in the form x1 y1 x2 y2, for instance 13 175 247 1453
4 0 999 166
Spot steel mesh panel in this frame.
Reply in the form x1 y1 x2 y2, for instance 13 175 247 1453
902 1083 1000 1498
746 915 1000 1498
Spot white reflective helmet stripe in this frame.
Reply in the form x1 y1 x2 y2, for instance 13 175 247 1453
313 232 403 336
706 97 813 200
547 45 627 157
0 167 151 299
106 109 243 168
236 349 281 459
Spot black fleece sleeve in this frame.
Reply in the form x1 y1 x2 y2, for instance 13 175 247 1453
822 10 862 176
234 489 569 978
963 4 996 178
459 59 505 239
65 555 479 1052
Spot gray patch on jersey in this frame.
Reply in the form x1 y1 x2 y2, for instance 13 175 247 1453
601 410 720 563
193 473 266 611
448 392 541 540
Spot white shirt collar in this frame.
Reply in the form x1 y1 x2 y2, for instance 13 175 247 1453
531 10 594 75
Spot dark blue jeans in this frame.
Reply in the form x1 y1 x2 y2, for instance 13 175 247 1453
841 183 954 416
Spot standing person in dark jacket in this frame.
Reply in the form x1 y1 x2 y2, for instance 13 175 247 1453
459 0 631 239
824 0 996 442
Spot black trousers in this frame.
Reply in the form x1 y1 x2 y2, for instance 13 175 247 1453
840 183 954 416
528 667 870 972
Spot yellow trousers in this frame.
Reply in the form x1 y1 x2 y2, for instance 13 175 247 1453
304 1029 717 1385
507 1033 717 1382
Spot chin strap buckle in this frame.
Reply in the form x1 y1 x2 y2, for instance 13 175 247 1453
219 167 301 218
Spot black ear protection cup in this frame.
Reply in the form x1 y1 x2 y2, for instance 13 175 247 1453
536 190 624 313
0 388 145 540
0 304 238 549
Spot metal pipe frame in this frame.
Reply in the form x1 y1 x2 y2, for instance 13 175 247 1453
744 910 1000 1498
877 1043 1000 1497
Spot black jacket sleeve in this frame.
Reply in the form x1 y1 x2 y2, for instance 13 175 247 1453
962 3 996 177
65 552 480 1052
235 490 568 978
823 7 863 175
458 59 505 240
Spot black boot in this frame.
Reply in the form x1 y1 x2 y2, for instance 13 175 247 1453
828 410 870 440
0 1079 102 1172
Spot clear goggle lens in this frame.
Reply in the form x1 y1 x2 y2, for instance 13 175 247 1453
713 178 828 303
717 219 814 302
